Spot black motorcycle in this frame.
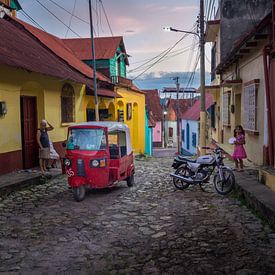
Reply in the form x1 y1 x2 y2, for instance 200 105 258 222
170 147 235 195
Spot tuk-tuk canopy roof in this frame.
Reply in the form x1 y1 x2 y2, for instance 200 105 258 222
72 121 129 132
70 122 132 155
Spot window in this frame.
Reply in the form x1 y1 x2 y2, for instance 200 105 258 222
61 83 75 123
67 129 106 151
117 110 124 122
209 104 216 129
192 132 197 147
243 82 258 131
169 127 173 138
223 92 231 126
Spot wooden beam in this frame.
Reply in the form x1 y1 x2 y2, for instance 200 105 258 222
246 41 258 47
254 33 268 40
240 49 250 54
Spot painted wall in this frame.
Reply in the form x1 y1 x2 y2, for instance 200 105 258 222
153 121 162 143
0 64 86 174
166 121 177 147
181 119 199 155
221 46 266 165
114 86 145 154
145 112 152 156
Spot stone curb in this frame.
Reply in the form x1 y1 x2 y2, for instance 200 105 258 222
234 170 275 227
0 172 62 196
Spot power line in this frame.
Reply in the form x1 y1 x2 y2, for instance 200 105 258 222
128 43 199 74
132 32 195 80
128 26 197 73
34 0 81 38
98 0 114 36
19 9 46 31
46 0 89 25
65 0 77 37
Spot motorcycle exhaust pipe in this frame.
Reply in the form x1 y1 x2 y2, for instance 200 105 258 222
170 173 196 184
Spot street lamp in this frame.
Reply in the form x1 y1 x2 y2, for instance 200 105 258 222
163 26 200 38
163 3 206 156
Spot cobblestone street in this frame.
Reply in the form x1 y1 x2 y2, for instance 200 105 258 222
0 158 275 274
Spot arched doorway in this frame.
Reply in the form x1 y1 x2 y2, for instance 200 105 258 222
108 102 116 121
86 99 95 121
186 123 190 150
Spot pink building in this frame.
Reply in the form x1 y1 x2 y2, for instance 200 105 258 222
143 89 163 147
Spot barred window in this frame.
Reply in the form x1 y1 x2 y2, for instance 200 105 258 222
223 92 231 126
243 83 258 131
61 83 75 123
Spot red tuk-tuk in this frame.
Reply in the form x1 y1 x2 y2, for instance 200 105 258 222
63 122 135 201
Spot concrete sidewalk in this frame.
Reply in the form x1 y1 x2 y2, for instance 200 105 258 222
233 168 275 227
0 168 62 195
153 148 177 158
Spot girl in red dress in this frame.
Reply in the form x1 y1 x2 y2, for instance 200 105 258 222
232 125 247 172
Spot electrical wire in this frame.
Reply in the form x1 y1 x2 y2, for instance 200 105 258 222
19 9 46 31
34 0 82 37
129 25 197 73
46 0 89 25
128 43 199 74
98 0 114 36
65 0 77 38
132 32 196 80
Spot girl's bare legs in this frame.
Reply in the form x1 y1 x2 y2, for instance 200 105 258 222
39 159 45 174
239 159 244 171
234 160 239 170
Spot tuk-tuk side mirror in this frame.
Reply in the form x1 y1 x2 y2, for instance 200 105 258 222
62 142 67 148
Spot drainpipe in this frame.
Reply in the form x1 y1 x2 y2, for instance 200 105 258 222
263 46 274 166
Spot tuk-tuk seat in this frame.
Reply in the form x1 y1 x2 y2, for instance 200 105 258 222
109 144 119 159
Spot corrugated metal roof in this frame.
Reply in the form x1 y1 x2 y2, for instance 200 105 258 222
13 17 109 82
62 37 129 65
181 93 214 121
143 89 162 121
0 16 117 98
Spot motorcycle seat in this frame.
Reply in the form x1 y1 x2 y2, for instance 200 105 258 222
177 155 197 163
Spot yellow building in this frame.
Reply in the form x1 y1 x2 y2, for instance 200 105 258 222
63 37 146 154
0 15 116 175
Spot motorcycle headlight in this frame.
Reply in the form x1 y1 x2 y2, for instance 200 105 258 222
64 158 71 166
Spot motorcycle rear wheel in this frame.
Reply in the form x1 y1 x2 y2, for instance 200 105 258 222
214 168 235 195
173 166 191 190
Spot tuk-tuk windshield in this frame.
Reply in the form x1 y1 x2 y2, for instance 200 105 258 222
67 128 107 151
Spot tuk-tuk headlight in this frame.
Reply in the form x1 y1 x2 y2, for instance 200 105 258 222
64 158 71 166
91 160 99 167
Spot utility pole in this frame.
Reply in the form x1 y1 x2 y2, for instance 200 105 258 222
173 76 181 154
199 0 206 155
88 0 99 121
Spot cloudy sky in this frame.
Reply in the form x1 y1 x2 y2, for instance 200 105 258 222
17 0 217 78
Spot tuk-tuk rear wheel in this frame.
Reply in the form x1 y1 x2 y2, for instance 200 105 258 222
72 186 85 202
126 172 134 187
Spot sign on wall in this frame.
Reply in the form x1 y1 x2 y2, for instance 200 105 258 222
126 103 132 120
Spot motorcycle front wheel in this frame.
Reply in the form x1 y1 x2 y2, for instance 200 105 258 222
213 168 235 195
173 166 191 190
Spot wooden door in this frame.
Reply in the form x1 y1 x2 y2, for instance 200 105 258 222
20 96 38 169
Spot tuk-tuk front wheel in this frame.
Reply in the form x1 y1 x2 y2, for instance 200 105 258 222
126 172 134 187
72 186 85 202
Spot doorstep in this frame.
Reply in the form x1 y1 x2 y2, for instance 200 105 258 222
259 167 275 192
0 168 62 195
